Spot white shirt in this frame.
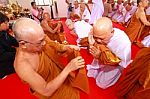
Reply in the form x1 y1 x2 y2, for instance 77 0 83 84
74 20 92 39
146 6 150 15
87 28 131 89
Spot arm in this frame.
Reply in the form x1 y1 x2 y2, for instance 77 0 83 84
139 11 150 26
41 20 61 34
15 56 85 97
109 4 112 13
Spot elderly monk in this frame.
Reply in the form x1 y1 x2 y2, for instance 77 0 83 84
41 12 68 44
125 0 150 47
87 17 131 89
117 47 150 99
12 18 89 99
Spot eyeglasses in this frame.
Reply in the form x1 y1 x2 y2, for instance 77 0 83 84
19 38 45 47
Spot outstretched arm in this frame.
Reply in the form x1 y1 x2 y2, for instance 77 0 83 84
15 56 85 97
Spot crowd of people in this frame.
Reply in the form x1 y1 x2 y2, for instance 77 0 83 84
0 0 150 99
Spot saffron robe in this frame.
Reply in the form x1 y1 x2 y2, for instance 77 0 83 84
32 39 89 99
44 21 67 44
125 14 145 43
117 48 150 99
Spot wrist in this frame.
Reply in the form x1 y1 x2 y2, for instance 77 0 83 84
63 66 71 74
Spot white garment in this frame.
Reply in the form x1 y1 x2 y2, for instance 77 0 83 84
74 20 92 43
87 28 131 89
124 11 131 23
146 6 150 15
112 3 124 22
89 0 104 24
81 8 91 21
74 7 80 16
123 5 137 23
129 5 137 15
142 35 150 47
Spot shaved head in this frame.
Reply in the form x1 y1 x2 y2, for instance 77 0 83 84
13 18 44 42
93 17 113 36
93 17 113 44
43 12 50 20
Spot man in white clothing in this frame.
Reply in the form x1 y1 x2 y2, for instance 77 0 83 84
89 0 104 24
65 14 92 46
73 0 80 16
87 17 131 89
80 2 91 23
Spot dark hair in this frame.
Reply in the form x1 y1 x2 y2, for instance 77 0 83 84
31 2 36 6
0 12 9 24
137 0 141 5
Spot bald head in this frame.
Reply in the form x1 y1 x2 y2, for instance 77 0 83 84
93 17 113 36
43 12 50 20
93 17 113 44
13 18 44 42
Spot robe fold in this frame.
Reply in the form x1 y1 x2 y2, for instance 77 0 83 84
117 48 150 99
32 39 89 99
125 14 145 43
45 21 67 44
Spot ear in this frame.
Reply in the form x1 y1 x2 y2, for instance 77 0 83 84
19 41 27 48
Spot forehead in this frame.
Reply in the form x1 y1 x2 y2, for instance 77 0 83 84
93 26 108 37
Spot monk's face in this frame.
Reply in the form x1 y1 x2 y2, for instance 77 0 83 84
23 32 46 53
93 26 113 44
43 13 51 20
141 0 149 7
74 1 79 9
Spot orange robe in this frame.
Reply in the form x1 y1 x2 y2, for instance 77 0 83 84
125 14 145 43
45 21 67 44
117 48 150 99
94 43 121 66
32 38 89 99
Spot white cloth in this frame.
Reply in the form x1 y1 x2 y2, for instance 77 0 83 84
129 5 137 15
81 8 91 21
87 28 131 89
142 35 150 47
112 3 124 22
74 7 80 16
146 6 150 15
74 20 92 43
89 0 104 24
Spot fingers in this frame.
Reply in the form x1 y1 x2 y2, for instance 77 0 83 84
67 45 80 50
89 46 97 54
74 56 85 67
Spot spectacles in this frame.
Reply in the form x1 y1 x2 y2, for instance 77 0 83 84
19 38 45 47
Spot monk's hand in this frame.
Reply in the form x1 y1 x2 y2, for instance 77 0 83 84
66 56 85 72
89 46 101 59
88 28 95 45
65 45 80 51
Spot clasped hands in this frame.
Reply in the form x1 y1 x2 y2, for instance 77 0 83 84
89 46 101 59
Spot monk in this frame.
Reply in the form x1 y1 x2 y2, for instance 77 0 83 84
12 18 89 99
117 47 150 99
41 12 68 44
87 17 131 89
125 0 150 47
65 14 92 47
